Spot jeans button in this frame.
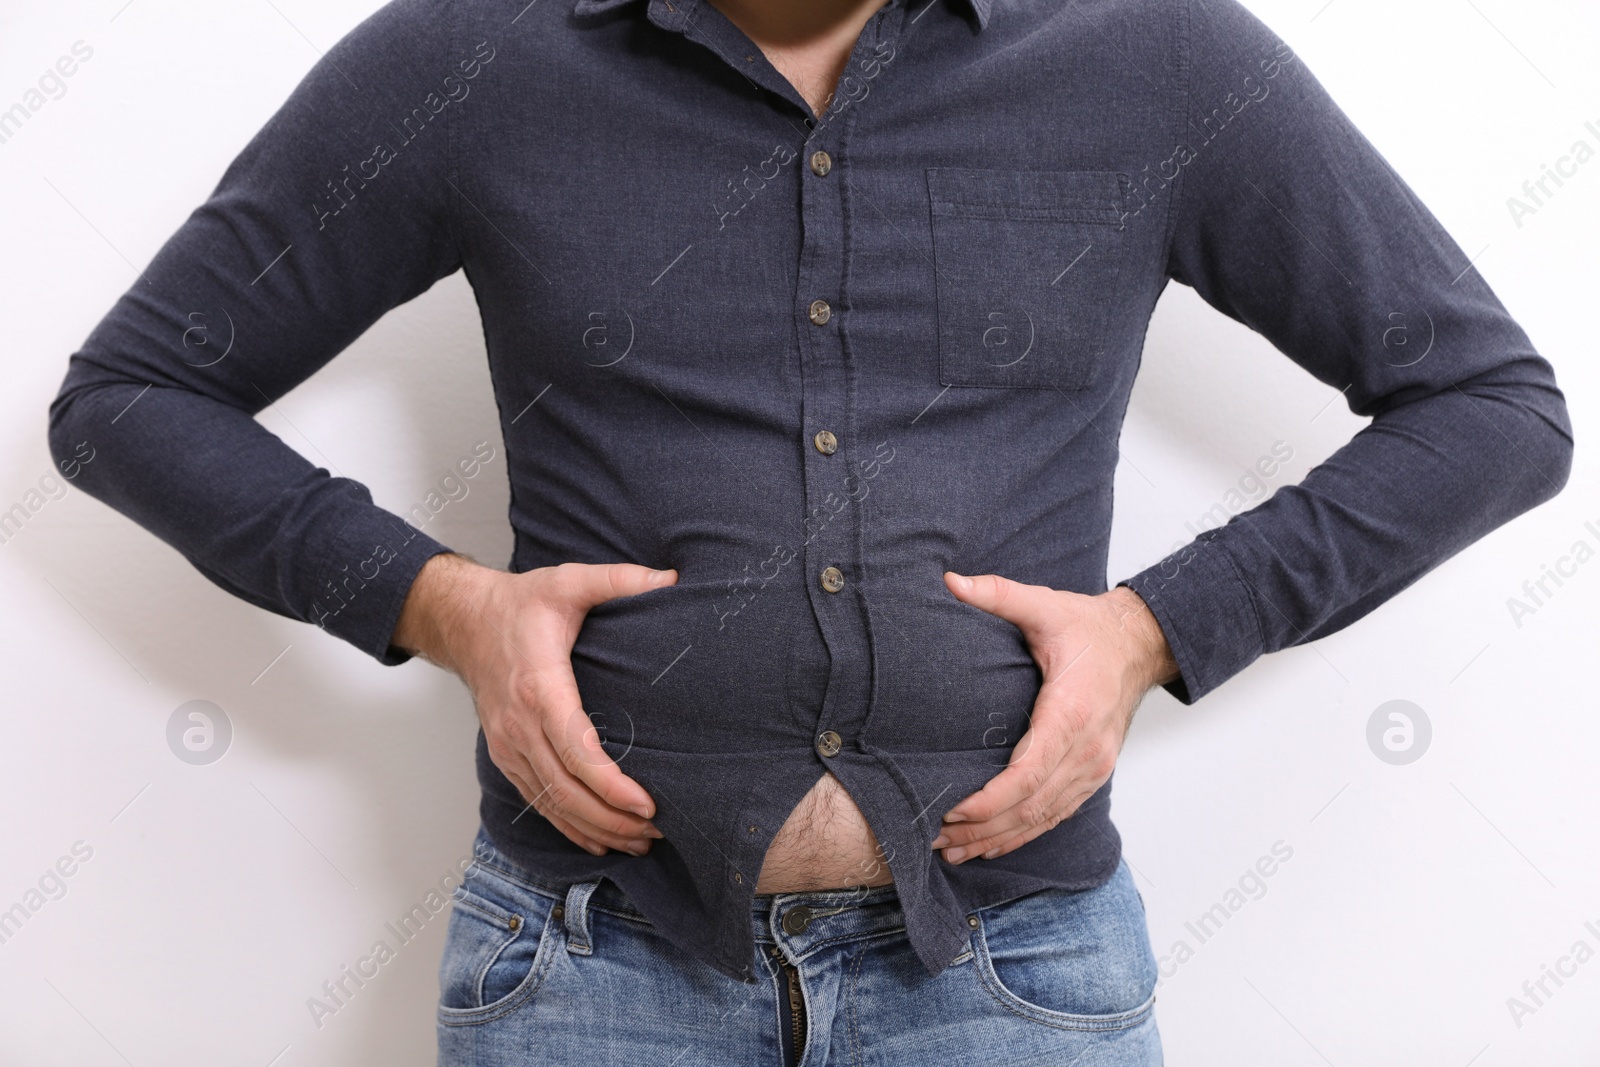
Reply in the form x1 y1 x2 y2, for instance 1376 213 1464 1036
782 906 813 935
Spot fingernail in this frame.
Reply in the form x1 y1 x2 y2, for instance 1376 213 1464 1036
650 569 675 585
931 834 950 849
945 847 967 863
983 847 1000 860
586 843 606 856
947 572 973 592
644 825 664 839
629 805 652 818
943 812 966 823
627 842 648 856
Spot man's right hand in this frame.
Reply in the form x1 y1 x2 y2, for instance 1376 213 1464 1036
391 552 674 857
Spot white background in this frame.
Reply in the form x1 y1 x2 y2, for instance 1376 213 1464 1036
1 0 1595 1063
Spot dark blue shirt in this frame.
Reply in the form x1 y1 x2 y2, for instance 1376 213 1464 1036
48 0 1573 983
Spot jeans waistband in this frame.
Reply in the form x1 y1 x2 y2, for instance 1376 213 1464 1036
470 834 910 960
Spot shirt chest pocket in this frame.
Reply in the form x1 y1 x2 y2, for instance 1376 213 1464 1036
926 167 1132 390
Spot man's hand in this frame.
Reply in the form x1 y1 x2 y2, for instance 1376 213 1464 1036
930 573 1179 864
392 553 675 857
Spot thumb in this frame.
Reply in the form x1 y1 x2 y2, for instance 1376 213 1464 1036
555 562 678 612
944 571 1055 631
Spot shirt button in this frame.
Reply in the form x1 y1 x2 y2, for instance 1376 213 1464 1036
809 150 832 177
782 905 814 934
820 566 844 593
808 299 832 326
816 730 842 758
813 430 838 455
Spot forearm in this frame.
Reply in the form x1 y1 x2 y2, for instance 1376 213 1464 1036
1122 357 1572 703
48 375 451 661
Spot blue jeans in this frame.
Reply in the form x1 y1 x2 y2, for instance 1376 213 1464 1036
438 826 1161 1065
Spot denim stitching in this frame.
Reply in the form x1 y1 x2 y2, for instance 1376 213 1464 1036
469 855 668 928
968 916 1157 1032
438 898 563 1028
846 948 866 1067
450 892 518 928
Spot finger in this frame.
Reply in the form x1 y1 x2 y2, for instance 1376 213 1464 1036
943 572 1058 632
942 699 1075 825
506 750 660 854
542 684 659 821
521 704 661 839
491 750 610 855
944 785 1096 863
537 799 657 858
549 807 655 856
495 662 660 835
547 561 678 614
526 735 659 842
540 807 610 856
935 756 1083 858
517 648 659 821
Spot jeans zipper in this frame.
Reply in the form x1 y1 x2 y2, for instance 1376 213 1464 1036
776 953 807 1065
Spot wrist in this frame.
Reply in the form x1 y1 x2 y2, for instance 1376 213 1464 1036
392 552 498 673
1108 584 1179 692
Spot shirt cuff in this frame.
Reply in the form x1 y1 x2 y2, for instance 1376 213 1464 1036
1117 529 1266 704
307 508 452 666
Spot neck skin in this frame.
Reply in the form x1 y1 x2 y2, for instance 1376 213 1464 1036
704 0 892 117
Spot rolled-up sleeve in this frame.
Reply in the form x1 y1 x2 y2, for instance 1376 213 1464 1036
1118 0 1574 703
47 0 469 664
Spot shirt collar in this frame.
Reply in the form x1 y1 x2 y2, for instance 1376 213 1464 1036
573 0 992 32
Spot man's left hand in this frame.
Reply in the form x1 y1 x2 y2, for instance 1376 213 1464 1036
930 573 1179 864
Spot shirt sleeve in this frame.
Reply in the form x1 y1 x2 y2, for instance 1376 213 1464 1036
1116 0 1574 703
47 0 475 664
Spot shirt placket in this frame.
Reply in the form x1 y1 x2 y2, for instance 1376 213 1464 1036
793 66 872 773
789 1 920 802
646 0 915 976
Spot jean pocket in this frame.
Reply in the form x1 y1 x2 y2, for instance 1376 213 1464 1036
968 866 1157 1031
927 167 1132 390
437 863 561 1025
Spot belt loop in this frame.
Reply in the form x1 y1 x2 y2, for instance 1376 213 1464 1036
564 881 598 956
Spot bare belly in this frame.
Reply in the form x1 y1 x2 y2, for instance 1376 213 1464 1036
754 772 895 893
